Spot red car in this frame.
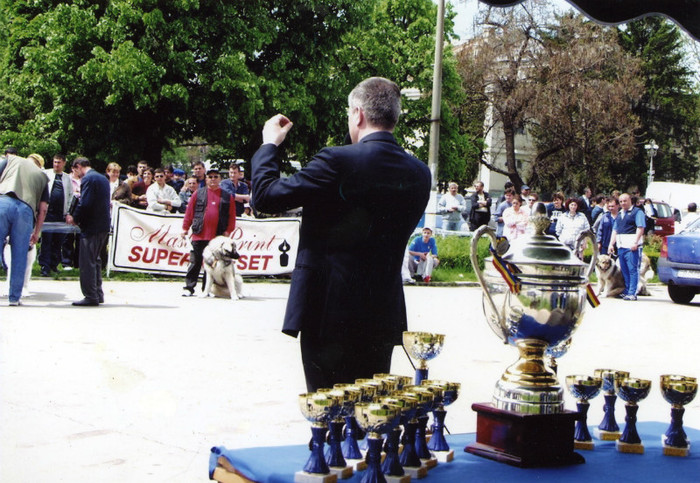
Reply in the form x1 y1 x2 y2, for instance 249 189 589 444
651 201 675 237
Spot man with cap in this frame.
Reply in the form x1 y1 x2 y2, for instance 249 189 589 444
169 168 186 193
180 168 236 297
0 151 49 306
407 226 440 283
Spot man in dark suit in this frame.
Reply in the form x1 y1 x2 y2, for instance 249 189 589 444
67 157 111 306
252 77 431 391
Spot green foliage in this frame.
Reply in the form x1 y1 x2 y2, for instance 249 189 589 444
617 17 700 190
430 234 491 272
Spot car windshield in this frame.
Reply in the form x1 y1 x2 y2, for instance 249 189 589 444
681 217 700 233
654 202 673 217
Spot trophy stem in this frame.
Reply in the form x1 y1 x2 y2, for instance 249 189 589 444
414 414 432 459
598 394 620 432
426 408 449 452
573 402 592 445
380 427 404 477
501 340 558 386
361 434 387 483
664 406 688 448
414 368 429 385
619 404 641 445
342 416 363 460
399 420 422 468
326 420 347 468
304 424 331 475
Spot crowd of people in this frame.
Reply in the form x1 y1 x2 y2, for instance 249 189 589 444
1 145 256 306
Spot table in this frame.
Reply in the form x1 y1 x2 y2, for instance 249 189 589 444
210 422 699 482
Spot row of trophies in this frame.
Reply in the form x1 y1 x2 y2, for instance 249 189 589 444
567 370 698 456
295 332 451 483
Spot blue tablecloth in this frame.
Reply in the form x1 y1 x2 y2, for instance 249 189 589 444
210 422 699 482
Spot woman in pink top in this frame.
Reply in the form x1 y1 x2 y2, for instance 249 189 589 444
502 194 529 240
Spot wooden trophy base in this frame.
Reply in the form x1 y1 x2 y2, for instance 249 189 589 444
385 475 412 483
421 457 437 469
294 471 338 483
344 458 368 471
328 466 353 479
403 465 428 479
433 449 454 462
662 442 690 457
593 428 620 441
465 402 585 468
616 440 644 454
574 440 595 451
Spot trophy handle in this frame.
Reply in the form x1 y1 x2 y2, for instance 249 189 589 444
470 225 506 340
575 230 599 279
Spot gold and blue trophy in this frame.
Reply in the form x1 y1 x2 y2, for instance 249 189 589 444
342 381 377 470
397 385 434 479
421 380 460 462
660 374 698 457
614 377 652 454
354 401 402 483
378 394 417 483
593 369 629 441
296 392 343 483
319 386 361 479
402 332 444 385
565 375 602 450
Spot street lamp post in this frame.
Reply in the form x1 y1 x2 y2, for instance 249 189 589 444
644 140 658 187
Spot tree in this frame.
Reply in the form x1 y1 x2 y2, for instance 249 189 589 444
0 0 373 167
527 15 644 195
618 17 700 190
455 3 546 191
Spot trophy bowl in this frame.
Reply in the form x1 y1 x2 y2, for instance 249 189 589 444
615 377 652 404
354 401 401 436
470 220 598 414
402 332 445 385
661 375 698 407
565 375 602 402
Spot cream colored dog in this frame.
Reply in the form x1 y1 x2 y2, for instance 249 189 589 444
202 236 244 300
595 253 654 297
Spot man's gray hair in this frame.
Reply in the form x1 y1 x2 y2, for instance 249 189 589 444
348 77 401 130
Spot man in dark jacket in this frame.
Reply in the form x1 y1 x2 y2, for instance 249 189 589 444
468 181 492 231
66 157 111 306
252 77 431 391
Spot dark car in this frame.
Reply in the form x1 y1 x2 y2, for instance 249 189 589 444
658 217 700 304
651 201 675 237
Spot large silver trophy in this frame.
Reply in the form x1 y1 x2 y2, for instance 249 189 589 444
466 207 598 467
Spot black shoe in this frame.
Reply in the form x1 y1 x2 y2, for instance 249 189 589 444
40 267 51 277
72 298 99 306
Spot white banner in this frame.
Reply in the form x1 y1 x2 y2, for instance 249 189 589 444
108 203 300 276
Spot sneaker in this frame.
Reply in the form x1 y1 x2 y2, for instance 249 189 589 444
182 289 194 297
623 295 637 301
9 300 21 306
423 275 431 283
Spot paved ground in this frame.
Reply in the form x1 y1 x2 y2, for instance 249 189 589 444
1 279 699 482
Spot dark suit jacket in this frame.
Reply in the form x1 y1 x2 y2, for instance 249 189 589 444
73 169 111 235
252 131 431 343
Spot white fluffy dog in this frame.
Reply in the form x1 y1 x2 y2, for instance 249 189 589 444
202 236 244 300
3 238 37 295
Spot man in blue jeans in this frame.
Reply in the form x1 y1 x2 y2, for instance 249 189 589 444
0 152 49 306
609 193 646 301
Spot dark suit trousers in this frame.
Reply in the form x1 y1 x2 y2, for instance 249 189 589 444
79 232 108 302
300 331 395 392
